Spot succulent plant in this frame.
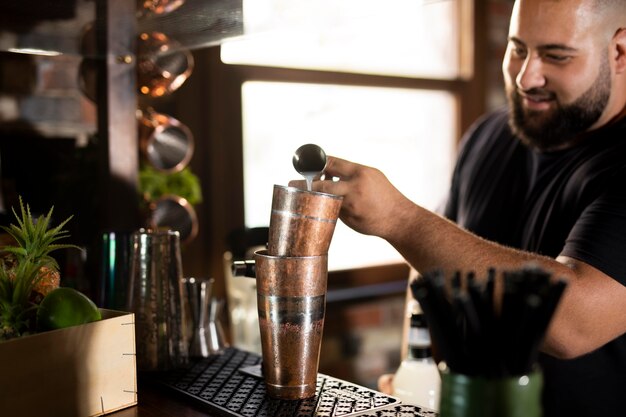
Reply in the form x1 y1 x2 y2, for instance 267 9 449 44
0 197 79 340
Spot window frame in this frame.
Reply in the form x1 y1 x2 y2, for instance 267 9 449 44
180 0 488 295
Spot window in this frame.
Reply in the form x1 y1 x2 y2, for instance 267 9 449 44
218 0 479 271
241 81 456 270
222 0 466 79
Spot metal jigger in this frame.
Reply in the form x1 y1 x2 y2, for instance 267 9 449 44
185 277 226 357
207 298 228 354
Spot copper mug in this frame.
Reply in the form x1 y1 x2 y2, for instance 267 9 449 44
148 195 199 244
138 109 194 173
267 185 342 257
137 0 186 18
137 31 194 98
254 249 328 400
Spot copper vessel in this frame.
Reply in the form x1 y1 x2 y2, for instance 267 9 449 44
137 0 186 18
149 195 199 244
254 250 328 400
268 185 342 257
137 31 194 98
138 109 194 173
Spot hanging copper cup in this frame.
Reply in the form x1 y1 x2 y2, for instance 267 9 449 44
138 108 194 173
136 0 186 18
149 195 199 244
137 31 194 98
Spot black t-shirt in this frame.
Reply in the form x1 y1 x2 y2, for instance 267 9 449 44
443 108 626 417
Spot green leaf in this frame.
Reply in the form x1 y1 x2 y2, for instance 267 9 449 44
139 165 203 205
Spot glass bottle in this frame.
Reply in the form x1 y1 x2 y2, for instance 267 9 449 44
392 301 441 411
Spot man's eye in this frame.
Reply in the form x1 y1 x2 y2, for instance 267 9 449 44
511 47 526 58
544 54 570 63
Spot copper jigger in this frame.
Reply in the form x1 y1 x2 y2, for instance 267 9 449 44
268 185 343 257
254 250 328 400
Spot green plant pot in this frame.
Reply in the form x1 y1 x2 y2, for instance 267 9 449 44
439 370 543 417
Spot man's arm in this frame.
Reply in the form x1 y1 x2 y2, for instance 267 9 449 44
315 156 626 358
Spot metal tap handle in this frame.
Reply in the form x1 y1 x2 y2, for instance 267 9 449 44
232 260 256 278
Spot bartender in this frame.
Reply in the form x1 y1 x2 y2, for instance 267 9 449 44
299 0 626 416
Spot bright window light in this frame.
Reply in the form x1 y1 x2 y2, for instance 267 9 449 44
242 81 456 270
222 0 461 79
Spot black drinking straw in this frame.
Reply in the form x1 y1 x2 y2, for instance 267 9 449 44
485 268 496 318
410 274 464 372
466 275 493 375
453 289 482 375
411 267 567 378
510 292 542 375
521 278 568 373
501 270 532 374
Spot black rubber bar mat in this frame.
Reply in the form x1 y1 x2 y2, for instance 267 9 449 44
156 347 438 416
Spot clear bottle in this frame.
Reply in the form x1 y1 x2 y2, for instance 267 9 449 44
392 301 441 411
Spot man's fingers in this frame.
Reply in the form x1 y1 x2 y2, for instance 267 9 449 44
289 155 359 197
314 177 351 197
377 373 394 395
324 156 360 179
287 178 348 198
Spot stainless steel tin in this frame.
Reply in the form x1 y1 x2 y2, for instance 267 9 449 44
184 277 227 357
127 229 188 371
184 277 213 358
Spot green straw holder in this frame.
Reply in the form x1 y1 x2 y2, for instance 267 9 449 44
439 369 543 417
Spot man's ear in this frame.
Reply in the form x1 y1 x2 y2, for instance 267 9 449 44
614 28 626 74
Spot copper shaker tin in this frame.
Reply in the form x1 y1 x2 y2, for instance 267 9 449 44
267 185 343 257
254 249 328 400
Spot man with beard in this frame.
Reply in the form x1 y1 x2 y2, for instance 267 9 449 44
298 0 626 415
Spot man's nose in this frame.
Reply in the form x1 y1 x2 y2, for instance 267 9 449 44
516 56 546 91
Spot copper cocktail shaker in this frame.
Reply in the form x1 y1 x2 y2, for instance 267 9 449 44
254 249 328 400
268 184 342 257
250 179 342 400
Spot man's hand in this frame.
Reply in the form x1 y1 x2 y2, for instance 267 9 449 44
377 373 394 395
302 156 414 239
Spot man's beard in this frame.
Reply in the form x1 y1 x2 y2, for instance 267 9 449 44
506 58 611 151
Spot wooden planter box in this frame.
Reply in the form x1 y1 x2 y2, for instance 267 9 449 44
0 309 137 417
